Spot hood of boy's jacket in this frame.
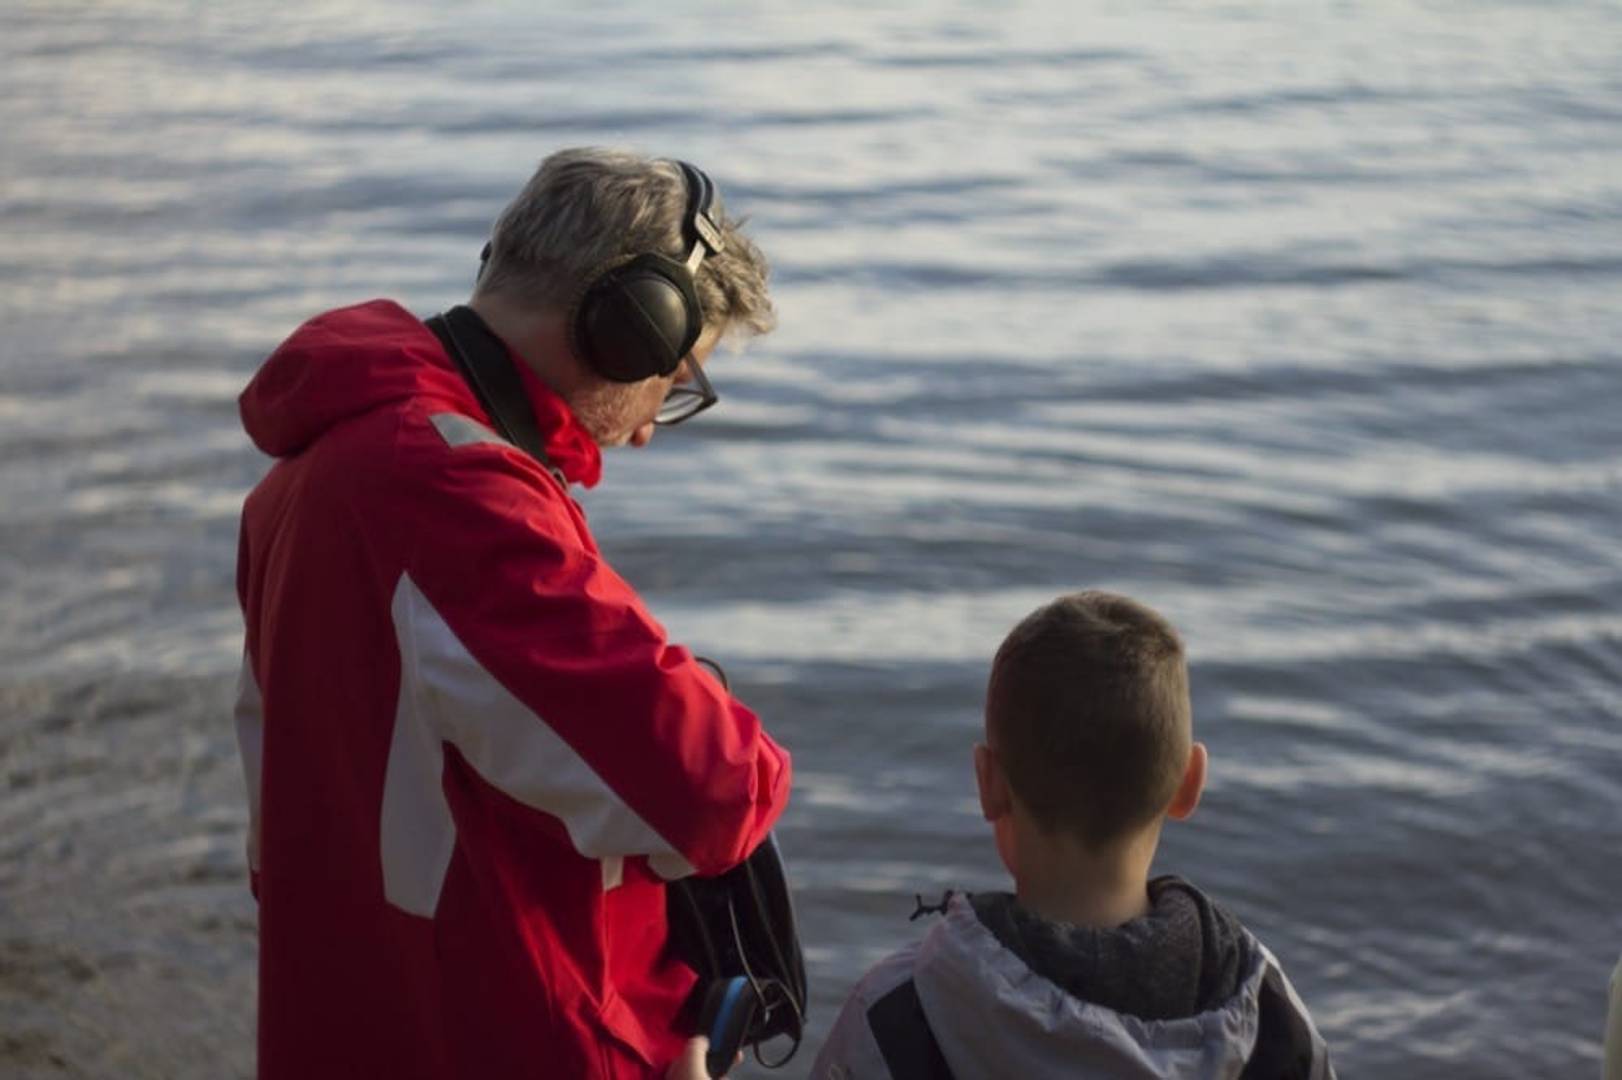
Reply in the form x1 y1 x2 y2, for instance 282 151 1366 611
912 889 1271 1079
238 299 602 486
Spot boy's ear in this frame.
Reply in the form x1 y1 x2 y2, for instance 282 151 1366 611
974 742 1011 822
1166 741 1207 822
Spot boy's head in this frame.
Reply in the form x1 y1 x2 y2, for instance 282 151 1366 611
980 591 1199 853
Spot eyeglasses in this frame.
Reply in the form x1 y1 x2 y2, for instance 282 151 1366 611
694 655 728 689
655 357 718 426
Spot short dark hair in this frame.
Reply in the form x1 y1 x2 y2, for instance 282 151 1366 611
985 591 1192 849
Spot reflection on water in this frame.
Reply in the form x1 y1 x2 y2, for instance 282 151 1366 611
3 1 1621 1076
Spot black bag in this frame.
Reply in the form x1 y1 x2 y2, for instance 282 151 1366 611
667 834 808 1074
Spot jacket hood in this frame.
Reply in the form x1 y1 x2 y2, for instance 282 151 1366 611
968 879 1248 1022
240 299 602 486
913 893 1269 1079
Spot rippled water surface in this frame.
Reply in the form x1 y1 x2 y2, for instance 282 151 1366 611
3 2 1621 1076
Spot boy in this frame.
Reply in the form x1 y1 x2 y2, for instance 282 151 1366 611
812 591 1335 1079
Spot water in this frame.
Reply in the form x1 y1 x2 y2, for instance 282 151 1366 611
3 1 1620 1075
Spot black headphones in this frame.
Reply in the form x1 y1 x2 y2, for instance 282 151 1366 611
480 160 724 384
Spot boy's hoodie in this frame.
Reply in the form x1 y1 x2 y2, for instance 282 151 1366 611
813 877 1334 1079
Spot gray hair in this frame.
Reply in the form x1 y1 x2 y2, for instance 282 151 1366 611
474 147 775 339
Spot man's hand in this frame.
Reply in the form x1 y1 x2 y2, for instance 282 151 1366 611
666 1036 725 1080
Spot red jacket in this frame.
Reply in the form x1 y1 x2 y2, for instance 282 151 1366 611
234 299 791 1078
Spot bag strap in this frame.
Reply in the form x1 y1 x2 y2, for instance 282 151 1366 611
424 305 567 489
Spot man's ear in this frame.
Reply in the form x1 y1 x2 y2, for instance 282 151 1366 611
975 742 1011 822
1166 741 1208 822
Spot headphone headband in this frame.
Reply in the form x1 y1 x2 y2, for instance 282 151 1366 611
677 160 724 271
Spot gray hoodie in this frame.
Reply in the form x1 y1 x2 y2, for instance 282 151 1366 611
811 882 1333 1080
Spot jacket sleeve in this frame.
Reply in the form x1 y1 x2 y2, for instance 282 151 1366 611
1255 944 1337 1080
233 647 264 897
808 945 924 1080
811 991 885 1080
232 517 263 899
1605 955 1622 1080
393 432 790 880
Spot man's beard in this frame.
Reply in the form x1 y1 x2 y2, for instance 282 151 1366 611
567 380 647 447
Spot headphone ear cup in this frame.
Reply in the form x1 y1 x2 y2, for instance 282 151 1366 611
573 254 702 383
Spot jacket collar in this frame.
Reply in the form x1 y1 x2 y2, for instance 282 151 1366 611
511 352 602 489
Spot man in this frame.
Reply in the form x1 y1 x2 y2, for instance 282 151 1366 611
233 148 791 1078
